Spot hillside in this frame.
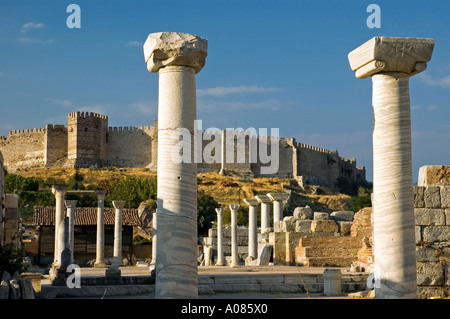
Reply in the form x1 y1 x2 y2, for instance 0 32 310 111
16 167 352 214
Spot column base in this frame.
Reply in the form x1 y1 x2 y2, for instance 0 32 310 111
94 261 107 268
215 262 224 266
230 262 240 268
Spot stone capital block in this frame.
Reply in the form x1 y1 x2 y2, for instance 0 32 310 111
143 32 208 74
112 200 126 210
267 193 290 202
414 208 445 226
215 207 224 215
64 200 78 208
52 185 67 196
255 195 271 203
243 198 259 206
348 37 434 79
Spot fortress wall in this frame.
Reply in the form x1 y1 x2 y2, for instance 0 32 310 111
0 128 47 171
296 144 340 187
221 130 252 174
44 124 68 166
106 126 154 167
251 137 294 177
197 130 221 172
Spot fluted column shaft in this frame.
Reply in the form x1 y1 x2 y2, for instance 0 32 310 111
95 191 107 268
52 185 67 266
215 208 225 266
65 200 77 264
112 200 125 267
151 211 157 265
371 72 416 298
229 205 240 268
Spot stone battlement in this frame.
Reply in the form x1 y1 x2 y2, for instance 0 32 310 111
108 126 154 132
7 127 46 135
68 111 108 120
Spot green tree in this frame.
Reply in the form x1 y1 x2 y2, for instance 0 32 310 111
104 175 157 208
4 174 39 193
0 243 27 275
197 190 219 236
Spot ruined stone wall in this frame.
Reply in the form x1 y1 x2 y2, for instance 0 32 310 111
0 128 47 171
413 184 450 298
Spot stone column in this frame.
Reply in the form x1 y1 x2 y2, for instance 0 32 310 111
229 205 240 268
112 200 125 267
64 200 77 264
58 216 71 268
348 36 434 299
243 199 258 259
267 193 290 232
150 211 157 266
255 195 271 232
215 208 225 266
95 191 107 268
143 32 207 299
52 185 67 266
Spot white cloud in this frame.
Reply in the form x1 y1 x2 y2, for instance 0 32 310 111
132 101 157 115
197 85 280 97
198 99 284 112
411 104 440 111
21 22 45 33
48 98 74 108
418 73 450 88
127 40 143 47
16 37 54 44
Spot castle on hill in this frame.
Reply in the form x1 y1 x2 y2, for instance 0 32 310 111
0 111 366 187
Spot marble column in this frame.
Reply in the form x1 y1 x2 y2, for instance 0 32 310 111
150 211 157 266
255 195 271 232
243 199 258 259
64 200 77 264
52 185 67 266
229 204 240 268
94 191 107 268
267 193 290 232
58 216 71 268
215 208 225 266
143 32 208 299
348 36 434 299
112 200 125 267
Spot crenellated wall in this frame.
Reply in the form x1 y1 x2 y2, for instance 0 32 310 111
0 112 365 187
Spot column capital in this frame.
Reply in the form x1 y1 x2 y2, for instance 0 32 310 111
143 32 208 74
255 194 271 203
229 204 240 211
267 192 290 202
96 190 107 199
112 200 126 210
64 200 78 208
348 37 434 79
52 185 67 195
243 198 259 206
215 207 224 214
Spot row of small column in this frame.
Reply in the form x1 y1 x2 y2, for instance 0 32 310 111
51 185 126 269
214 192 289 268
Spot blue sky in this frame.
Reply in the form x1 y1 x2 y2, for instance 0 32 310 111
0 0 449 183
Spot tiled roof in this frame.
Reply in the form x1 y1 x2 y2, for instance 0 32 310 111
33 206 141 226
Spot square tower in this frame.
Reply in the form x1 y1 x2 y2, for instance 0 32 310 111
67 111 108 167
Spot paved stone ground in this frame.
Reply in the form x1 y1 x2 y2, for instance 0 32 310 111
48 265 361 299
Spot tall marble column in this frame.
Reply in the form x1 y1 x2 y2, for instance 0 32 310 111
348 36 434 299
95 191 107 268
143 32 208 299
52 185 67 266
243 199 258 259
112 200 125 267
255 195 271 232
229 205 240 268
64 200 77 264
267 193 290 232
150 211 157 266
215 208 225 266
